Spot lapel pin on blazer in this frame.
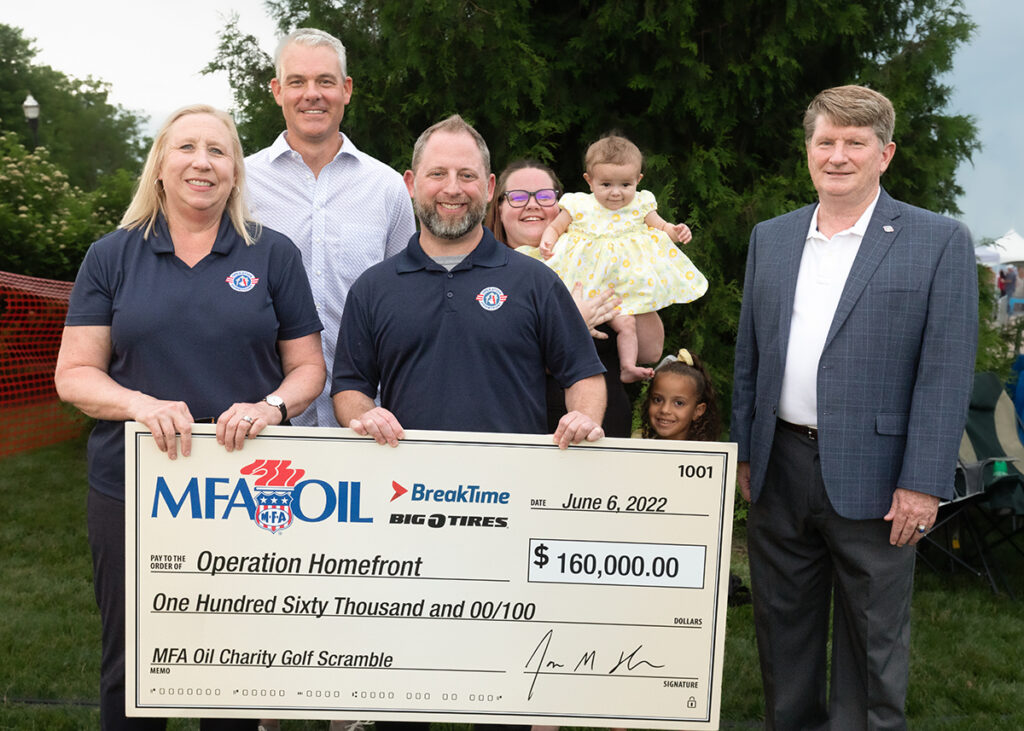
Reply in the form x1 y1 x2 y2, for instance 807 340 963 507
883 225 894 232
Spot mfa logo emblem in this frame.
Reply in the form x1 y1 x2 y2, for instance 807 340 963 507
226 270 259 292
242 459 305 534
476 286 507 311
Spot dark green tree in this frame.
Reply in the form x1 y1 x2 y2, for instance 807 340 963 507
209 0 978 426
0 24 147 190
205 14 284 151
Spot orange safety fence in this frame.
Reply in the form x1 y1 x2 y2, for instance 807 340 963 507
0 270 84 459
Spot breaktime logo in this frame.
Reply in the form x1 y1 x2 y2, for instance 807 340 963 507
388 480 510 529
151 459 372 534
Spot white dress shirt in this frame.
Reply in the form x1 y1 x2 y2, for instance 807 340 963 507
246 132 416 426
778 190 880 427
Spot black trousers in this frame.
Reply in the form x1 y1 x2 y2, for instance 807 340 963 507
746 425 916 731
88 488 257 731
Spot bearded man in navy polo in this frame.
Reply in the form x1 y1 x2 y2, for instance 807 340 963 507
332 114 606 450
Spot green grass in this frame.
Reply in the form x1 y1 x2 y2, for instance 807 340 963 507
2 439 1023 729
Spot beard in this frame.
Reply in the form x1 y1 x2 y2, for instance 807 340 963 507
414 196 487 240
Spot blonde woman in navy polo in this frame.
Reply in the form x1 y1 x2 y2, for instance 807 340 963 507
55 104 325 731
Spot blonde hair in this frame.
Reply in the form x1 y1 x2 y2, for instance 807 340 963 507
803 85 895 146
584 134 643 174
120 104 256 245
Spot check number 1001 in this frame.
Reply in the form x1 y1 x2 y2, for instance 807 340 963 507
528 539 706 589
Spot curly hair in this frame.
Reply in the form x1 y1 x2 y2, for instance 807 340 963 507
640 352 721 441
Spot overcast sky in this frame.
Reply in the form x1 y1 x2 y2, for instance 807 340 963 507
945 0 1023 241
4 1 278 128
4 0 1020 240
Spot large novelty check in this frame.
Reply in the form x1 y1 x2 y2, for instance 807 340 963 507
125 424 736 729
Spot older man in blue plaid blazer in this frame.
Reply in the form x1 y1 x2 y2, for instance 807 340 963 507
731 86 977 730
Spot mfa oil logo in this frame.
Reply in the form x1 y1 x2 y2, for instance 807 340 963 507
151 459 371 534
246 459 301 533
388 480 510 529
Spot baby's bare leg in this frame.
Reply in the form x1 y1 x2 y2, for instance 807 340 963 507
611 314 655 383
635 311 664 364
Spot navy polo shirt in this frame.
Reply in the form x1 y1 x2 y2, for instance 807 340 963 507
66 214 323 500
331 227 604 434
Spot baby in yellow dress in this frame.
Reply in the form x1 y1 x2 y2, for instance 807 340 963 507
539 134 708 382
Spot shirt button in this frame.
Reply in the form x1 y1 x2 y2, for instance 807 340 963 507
447 273 454 279
446 292 454 298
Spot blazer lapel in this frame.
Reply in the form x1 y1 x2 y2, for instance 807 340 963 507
824 189 902 349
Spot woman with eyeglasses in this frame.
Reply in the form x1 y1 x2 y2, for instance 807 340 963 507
485 160 563 256
484 159 664 437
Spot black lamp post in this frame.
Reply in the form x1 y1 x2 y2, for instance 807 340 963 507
22 93 40 149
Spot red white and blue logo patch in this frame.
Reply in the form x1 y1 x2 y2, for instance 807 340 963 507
476 286 507 311
226 270 259 292
254 489 294 534
243 459 305 534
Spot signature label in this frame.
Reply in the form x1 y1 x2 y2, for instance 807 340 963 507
125 426 735 729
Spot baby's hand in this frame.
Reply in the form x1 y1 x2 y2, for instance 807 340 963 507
665 222 693 244
540 235 558 260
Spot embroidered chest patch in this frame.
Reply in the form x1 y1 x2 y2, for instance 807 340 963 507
226 270 259 292
475 286 508 311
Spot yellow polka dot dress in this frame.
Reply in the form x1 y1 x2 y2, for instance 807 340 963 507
546 191 708 315
514 244 545 261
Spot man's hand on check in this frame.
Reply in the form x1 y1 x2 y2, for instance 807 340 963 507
553 411 604 450
349 407 406 447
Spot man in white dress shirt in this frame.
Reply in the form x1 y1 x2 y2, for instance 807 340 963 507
246 27 416 427
731 85 977 730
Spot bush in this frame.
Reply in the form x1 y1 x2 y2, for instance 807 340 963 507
0 130 131 281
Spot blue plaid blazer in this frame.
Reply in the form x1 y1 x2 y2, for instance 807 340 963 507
731 189 978 519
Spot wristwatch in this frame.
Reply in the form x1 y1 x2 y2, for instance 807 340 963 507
263 394 287 422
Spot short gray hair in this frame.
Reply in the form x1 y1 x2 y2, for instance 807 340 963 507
275 28 347 80
410 114 491 174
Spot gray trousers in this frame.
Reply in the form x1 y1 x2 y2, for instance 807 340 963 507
747 425 916 731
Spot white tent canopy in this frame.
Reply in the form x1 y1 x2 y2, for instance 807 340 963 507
976 230 1024 267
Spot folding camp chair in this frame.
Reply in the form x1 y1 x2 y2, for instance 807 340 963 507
918 372 1024 597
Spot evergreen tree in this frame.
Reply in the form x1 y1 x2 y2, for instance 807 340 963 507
209 0 978 425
